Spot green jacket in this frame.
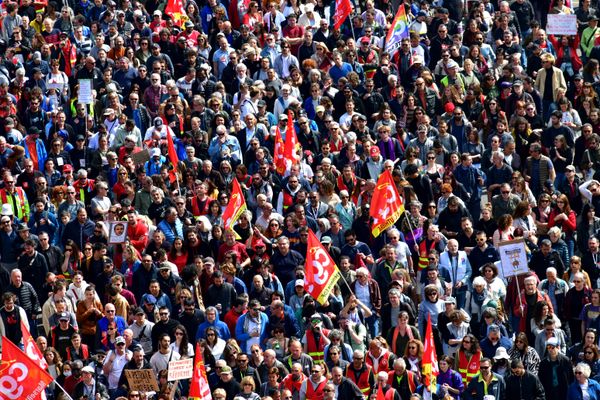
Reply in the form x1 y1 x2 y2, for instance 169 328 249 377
581 25 599 56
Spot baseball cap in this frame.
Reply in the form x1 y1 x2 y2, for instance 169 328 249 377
370 146 380 157
546 337 559 347
154 117 163 128
321 236 332 244
59 312 69 321
295 279 304 287
115 336 126 345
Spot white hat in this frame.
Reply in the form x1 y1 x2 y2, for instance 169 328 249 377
151 148 161 157
493 347 510 360
412 55 423 65
81 366 95 373
1 204 13 216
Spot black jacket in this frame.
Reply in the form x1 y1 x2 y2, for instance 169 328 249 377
504 370 545 400
538 354 574 400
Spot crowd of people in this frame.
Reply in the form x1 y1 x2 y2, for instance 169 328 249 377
4 0 600 398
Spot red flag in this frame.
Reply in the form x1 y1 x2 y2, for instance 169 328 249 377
165 0 187 26
189 343 212 400
221 178 247 231
333 0 352 30
0 336 53 400
166 127 179 183
376 384 385 400
304 229 340 304
274 126 286 175
422 314 439 393
369 169 405 238
283 109 300 169
21 321 47 370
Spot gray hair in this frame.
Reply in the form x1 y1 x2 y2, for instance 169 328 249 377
575 362 592 378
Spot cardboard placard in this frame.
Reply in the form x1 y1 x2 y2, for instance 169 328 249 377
546 14 577 35
108 221 128 244
497 239 529 278
125 369 160 392
167 358 193 381
78 79 93 104
131 149 150 165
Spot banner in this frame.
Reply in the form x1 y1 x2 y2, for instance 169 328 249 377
370 169 405 237
422 314 439 393
189 343 212 400
0 336 53 400
385 5 410 58
546 14 577 35
221 178 247 231
333 0 352 30
20 322 48 400
304 229 341 304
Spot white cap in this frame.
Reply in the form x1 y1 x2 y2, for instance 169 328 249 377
1 204 13 216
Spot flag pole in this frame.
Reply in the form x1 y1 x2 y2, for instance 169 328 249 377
54 381 75 400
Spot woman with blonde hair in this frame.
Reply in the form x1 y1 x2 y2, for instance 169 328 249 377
237 376 260 400
403 339 424 380
563 256 592 288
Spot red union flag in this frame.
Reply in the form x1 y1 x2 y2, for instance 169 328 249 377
0 336 53 400
167 127 179 183
188 343 212 400
221 178 247 231
304 229 340 304
333 0 352 30
422 314 439 393
21 321 47 370
274 126 286 174
370 169 405 237
165 0 187 26
283 109 300 169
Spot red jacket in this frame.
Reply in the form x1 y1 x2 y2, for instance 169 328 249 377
514 290 553 331
548 208 576 237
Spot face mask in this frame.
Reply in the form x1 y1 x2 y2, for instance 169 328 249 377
63 371 72 377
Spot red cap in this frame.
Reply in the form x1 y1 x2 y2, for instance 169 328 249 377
63 164 73 172
370 146 380 157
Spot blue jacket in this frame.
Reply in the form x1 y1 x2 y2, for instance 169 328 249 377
567 378 600 400
196 313 231 341
156 218 183 245
480 336 513 359
235 311 269 352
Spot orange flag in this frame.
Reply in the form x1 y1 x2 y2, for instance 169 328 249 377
0 336 53 399
189 343 212 400
164 0 187 26
422 314 439 393
369 169 405 237
304 229 340 304
167 127 179 183
221 178 247 231
274 126 286 175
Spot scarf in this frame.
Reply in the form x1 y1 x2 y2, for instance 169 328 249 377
472 289 488 308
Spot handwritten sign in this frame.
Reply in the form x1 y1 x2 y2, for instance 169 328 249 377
78 79 93 104
125 369 160 392
546 14 577 35
497 239 529 278
167 358 193 381
131 149 150 165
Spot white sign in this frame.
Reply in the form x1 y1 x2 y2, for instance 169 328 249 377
167 358 193 381
108 221 128 244
78 79 93 104
546 14 577 35
497 239 529 278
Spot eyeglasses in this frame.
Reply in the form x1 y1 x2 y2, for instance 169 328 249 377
480 366 490 370
576 371 584 375
117 343 126 346
159 312 169 316
323 389 333 392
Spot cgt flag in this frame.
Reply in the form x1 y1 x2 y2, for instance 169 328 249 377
165 0 187 26
283 109 301 170
274 125 286 175
422 313 439 393
221 178 247 231
0 336 53 400
333 0 352 30
385 5 410 58
304 229 340 304
166 127 179 183
189 343 212 400
370 169 405 237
